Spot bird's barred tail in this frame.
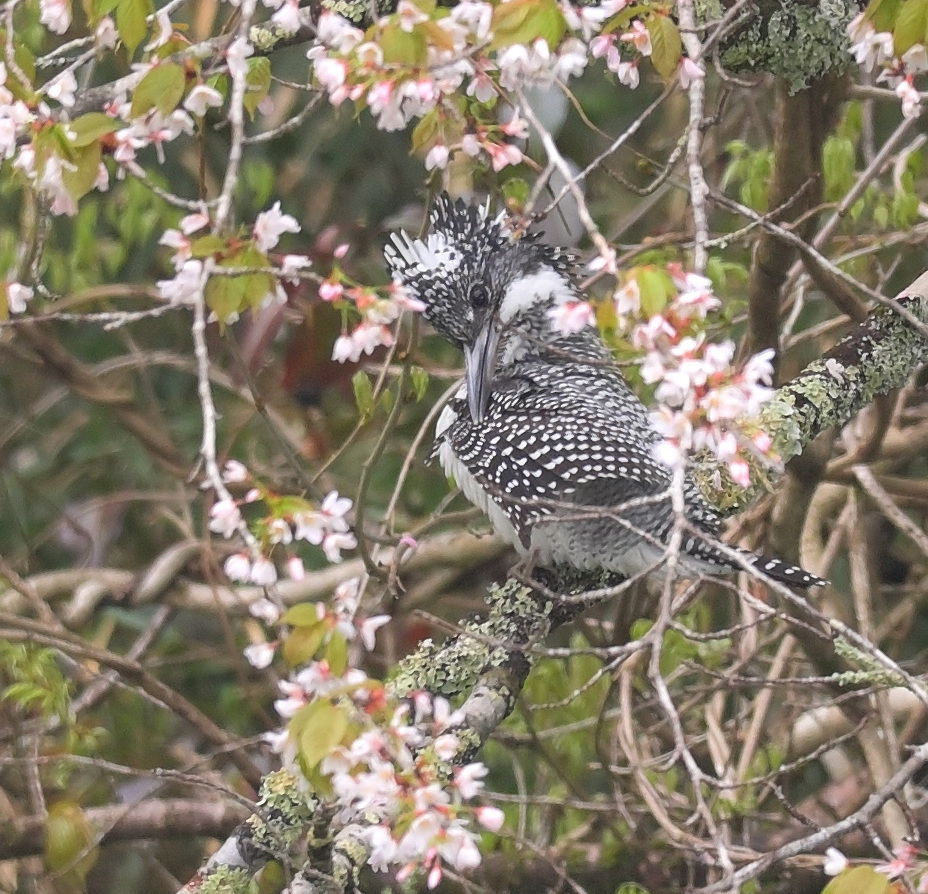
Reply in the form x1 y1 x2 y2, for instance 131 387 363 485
742 552 827 589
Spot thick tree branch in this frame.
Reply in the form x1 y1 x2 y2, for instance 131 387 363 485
1 798 249 860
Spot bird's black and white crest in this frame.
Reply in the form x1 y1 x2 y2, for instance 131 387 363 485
384 193 576 347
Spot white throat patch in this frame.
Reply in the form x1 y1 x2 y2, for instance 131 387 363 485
499 268 574 323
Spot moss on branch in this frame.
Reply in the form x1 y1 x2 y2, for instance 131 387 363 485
698 0 858 93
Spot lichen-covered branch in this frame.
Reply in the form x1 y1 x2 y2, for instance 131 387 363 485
763 274 928 467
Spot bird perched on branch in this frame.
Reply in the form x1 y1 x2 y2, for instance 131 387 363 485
385 194 825 589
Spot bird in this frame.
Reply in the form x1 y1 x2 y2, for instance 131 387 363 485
384 194 826 589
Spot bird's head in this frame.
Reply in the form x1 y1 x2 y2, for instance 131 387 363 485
385 193 576 422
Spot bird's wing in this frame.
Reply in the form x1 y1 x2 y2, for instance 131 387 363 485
440 362 708 546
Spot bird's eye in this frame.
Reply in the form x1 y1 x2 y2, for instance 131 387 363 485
470 283 490 309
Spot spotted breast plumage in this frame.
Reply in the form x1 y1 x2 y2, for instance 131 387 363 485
384 194 825 588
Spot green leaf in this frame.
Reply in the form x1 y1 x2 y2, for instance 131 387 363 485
189 234 229 258
295 700 349 769
822 136 856 201
379 23 428 65
92 0 121 19
68 113 119 147
863 0 901 30
821 866 889 894
410 366 429 401
615 882 651 894
893 0 928 54
282 603 325 626
61 141 102 202
636 267 672 316
647 15 682 80
502 177 531 210
130 63 186 118
244 57 271 119
282 623 327 667
115 0 151 55
204 276 243 329
491 0 566 48
873 202 889 229
657 628 697 677
44 802 99 881
352 371 374 421
326 631 349 676
411 110 440 154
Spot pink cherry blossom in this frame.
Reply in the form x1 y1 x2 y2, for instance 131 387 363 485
244 641 276 668
209 498 242 537
547 299 595 335
6 282 33 314
254 201 300 252
249 556 278 586
223 552 251 581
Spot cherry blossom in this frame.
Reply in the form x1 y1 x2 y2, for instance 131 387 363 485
46 71 77 108
331 322 395 362
547 299 595 334
620 20 652 56
323 531 357 563
40 0 71 34
425 142 450 171
847 14 894 72
6 282 34 314
254 201 301 252
877 843 919 878
223 552 252 582
95 16 117 48
184 83 224 117
286 556 306 581
679 56 705 88
249 597 281 624
209 498 243 538
271 0 301 33
474 806 504 831
896 77 921 119
244 642 276 668
157 259 204 305
319 279 344 301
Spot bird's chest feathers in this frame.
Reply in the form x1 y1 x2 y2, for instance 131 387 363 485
434 400 524 550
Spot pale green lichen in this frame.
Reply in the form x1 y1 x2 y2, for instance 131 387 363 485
833 636 905 687
389 579 546 698
698 0 857 93
246 769 317 857
320 0 394 25
196 866 253 894
249 21 296 52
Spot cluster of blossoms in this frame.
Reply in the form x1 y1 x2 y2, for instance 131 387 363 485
268 666 504 888
2 0 237 220
307 1 671 173
210 460 357 586
848 12 927 119
0 58 100 217
824 842 928 891
321 246 426 362
624 268 775 487
244 576 390 670
157 202 309 320
548 263 775 488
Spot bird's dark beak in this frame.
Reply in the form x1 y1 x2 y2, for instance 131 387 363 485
464 322 500 423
